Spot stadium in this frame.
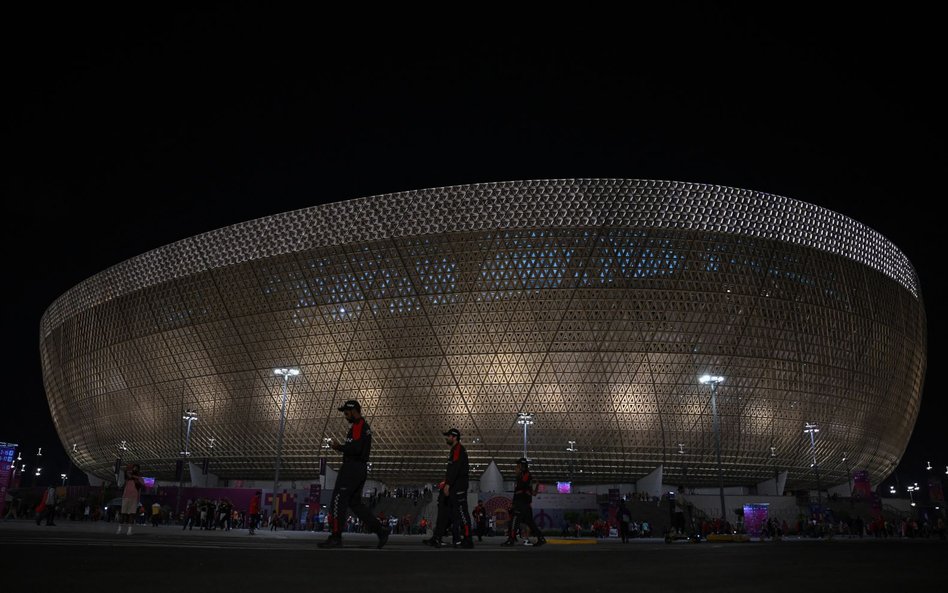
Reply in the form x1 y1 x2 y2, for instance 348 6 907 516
39 179 926 491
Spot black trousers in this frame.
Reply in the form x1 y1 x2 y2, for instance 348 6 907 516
328 472 382 536
448 488 472 542
35 507 55 526
510 499 542 540
432 490 451 538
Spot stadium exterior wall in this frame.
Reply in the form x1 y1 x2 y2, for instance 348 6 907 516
39 179 926 488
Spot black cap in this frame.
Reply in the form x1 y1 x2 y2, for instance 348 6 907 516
516 457 529 466
337 400 361 412
443 428 461 439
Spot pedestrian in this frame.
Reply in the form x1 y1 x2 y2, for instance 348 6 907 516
422 428 474 548
618 498 631 543
117 464 144 535
35 485 57 526
184 499 197 530
472 501 487 542
4 496 21 521
247 490 260 535
317 400 390 549
440 428 473 548
151 501 161 527
502 458 546 547
423 483 452 545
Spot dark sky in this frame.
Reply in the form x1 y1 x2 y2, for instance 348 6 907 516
4 6 944 490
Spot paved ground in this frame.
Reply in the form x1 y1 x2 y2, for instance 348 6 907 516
1 520 945 592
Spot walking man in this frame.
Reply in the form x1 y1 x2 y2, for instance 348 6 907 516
422 428 474 548
35 485 56 526
318 400 389 549
248 491 260 535
472 501 487 542
502 457 546 546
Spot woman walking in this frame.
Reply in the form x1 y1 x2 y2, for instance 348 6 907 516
117 464 144 535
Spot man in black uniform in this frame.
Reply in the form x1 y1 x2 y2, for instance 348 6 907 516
318 400 389 549
422 428 474 548
422 483 451 547
502 457 546 546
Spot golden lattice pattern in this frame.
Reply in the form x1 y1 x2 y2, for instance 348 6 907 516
39 179 926 488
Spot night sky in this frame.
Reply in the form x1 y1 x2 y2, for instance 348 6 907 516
4 6 944 491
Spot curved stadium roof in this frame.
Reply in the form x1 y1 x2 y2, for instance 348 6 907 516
40 179 926 487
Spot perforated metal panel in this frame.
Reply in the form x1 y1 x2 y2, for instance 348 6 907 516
40 179 926 488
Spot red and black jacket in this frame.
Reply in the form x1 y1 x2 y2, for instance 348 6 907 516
514 470 534 503
339 418 373 469
444 442 469 492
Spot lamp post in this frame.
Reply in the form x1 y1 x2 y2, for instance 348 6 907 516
804 422 821 506
176 410 198 517
842 453 853 498
699 375 727 523
32 446 45 487
272 368 300 514
770 446 780 495
11 451 21 487
181 411 198 458
566 440 578 481
907 484 918 508
516 412 534 459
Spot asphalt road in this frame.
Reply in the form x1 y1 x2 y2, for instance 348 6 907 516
1 521 945 592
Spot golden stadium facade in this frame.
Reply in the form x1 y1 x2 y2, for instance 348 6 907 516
40 180 926 488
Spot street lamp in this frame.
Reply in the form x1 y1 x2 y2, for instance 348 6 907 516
181 410 198 457
176 409 199 517
516 412 534 459
566 440 578 480
842 453 853 498
770 446 780 495
804 422 821 506
907 484 918 507
272 368 301 514
60 473 67 486
699 374 727 523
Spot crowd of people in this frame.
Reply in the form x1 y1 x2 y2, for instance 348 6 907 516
4 399 945 546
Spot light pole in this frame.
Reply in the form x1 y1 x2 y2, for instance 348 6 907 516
699 375 727 524
35 447 43 487
804 422 821 506
770 446 779 495
272 368 300 514
176 410 198 517
516 412 534 459
181 411 198 458
907 484 918 508
842 453 853 498
12 451 22 486
566 440 578 481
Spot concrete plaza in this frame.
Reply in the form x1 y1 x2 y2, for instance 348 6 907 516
1 520 944 592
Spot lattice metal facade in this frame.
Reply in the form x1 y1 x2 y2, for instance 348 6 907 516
39 179 926 488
